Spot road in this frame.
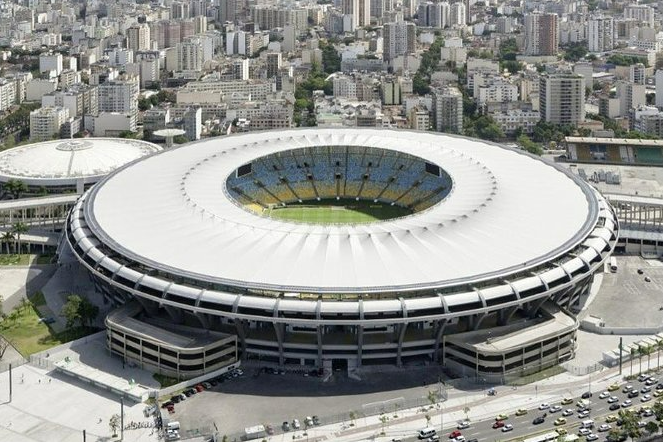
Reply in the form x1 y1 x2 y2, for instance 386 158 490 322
391 376 661 442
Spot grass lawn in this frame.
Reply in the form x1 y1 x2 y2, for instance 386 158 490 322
267 199 412 224
153 373 181 388
0 303 99 356
0 254 54 266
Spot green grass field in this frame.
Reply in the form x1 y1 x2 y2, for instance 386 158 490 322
267 199 411 224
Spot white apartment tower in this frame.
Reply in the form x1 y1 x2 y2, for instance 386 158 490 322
382 20 416 62
588 16 614 52
431 86 463 133
539 73 585 125
29 106 69 141
127 24 151 52
449 2 466 27
342 0 371 29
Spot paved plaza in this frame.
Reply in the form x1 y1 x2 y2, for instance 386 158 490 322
584 255 663 329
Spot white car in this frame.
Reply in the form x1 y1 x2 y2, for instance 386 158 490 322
549 405 563 413
599 391 610 399
607 396 619 403
638 421 646 428
292 419 301 430
598 424 611 432
457 421 470 430
454 436 466 442
641 394 652 402
643 409 654 417
539 403 550 410
578 410 590 418
578 428 591 436
621 400 633 407
586 433 599 441
501 424 513 432
562 409 574 417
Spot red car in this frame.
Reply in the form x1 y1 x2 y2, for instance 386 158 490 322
493 421 505 429
195 384 204 392
449 430 462 438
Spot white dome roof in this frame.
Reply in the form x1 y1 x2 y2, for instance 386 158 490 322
0 138 161 186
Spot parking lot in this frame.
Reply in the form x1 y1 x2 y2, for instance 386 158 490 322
165 363 447 439
586 256 663 328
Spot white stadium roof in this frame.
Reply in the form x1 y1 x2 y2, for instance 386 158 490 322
85 129 597 293
0 138 161 185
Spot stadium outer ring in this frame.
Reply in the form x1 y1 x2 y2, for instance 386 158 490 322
65 128 619 376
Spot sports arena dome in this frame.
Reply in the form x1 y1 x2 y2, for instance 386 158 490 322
66 129 618 378
0 138 161 194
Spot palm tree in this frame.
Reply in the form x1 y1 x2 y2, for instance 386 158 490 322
0 231 14 254
630 347 637 377
638 345 646 375
657 339 663 369
11 222 28 257
641 345 653 371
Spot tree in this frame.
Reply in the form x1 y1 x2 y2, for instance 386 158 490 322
348 411 357 426
427 390 438 406
109 414 120 437
0 335 9 359
79 296 99 327
657 339 663 369
1 231 14 254
637 345 645 374
630 347 637 377
60 294 98 329
641 345 653 371
61 294 83 329
4 179 28 199
645 420 659 435
517 134 543 155
11 222 28 257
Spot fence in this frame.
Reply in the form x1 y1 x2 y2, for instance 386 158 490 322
0 357 28 374
561 361 606 376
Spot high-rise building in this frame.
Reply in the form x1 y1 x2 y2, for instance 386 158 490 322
539 73 585 125
177 37 204 71
449 2 466 27
382 20 416 62
370 0 393 21
183 107 202 141
431 86 463 133
218 0 237 24
29 106 69 141
630 63 646 85
265 52 282 78
524 13 558 56
624 4 654 28
616 81 646 117
232 59 250 80
656 70 663 109
39 52 63 76
588 16 614 52
98 78 139 115
342 0 371 29
417 2 449 28
0 79 16 112
127 24 151 52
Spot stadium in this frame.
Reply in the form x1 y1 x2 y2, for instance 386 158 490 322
65 128 618 380
0 138 161 195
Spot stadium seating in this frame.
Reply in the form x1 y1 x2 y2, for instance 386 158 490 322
227 146 453 213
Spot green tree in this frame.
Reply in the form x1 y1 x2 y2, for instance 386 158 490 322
645 421 659 435
60 294 97 329
562 42 588 62
630 347 637 377
61 294 83 329
4 179 28 199
641 345 653 371
109 414 120 437
657 339 663 369
320 41 341 74
11 222 28 257
0 231 14 254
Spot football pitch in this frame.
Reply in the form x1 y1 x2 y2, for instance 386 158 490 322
267 199 412 224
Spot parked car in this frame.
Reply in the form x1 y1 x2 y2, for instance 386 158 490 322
581 392 593 399
515 409 527 416
586 433 599 441
609 404 621 411
533 417 545 425
550 405 563 413
449 430 462 439
492 421 505 429
607 396 619 403
598 424 612 432
457 421 470 429
599 391 610 399
562 409 574 417
554 418 567 426
539 403 550 410
282 421 290 431
292 419 301 430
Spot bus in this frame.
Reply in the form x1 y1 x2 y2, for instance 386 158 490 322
609 257 618 272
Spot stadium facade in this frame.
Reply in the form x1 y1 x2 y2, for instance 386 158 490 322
65 129 618 380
